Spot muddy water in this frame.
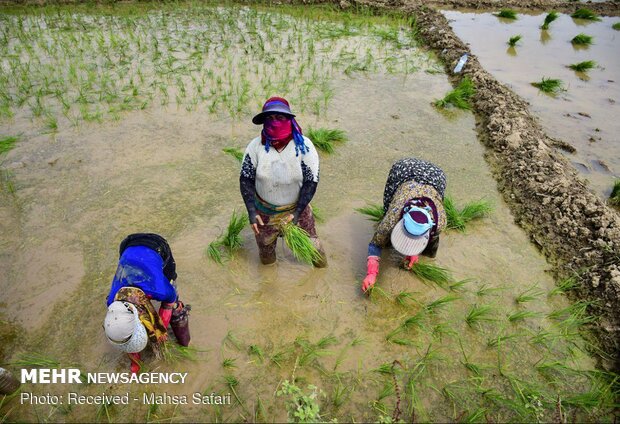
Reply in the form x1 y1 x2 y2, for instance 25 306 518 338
0 4 613 422
442 10 620 198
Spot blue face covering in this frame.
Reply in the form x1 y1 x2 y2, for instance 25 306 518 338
403 205 435 236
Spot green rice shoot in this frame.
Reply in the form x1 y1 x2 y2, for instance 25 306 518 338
206 210 248 263
465 305 495 327
306 127 348 154
571 8 601 21
355 203 385 222
281 222 323 265
0 136 19 155
161 342 199 363
572 33 593 45
425 294 460 313
515 284 545 303
531 77 564 94
508 35 522 47
613 22 620 31
311 205 324 223
541 11 559 30
609 180 620 206
409 261 452 288
11 353 60 368
497 9 518 20
508 310 542 322
568 60 596 72
434 77 475 110
222 147 244 163
444 196 492 232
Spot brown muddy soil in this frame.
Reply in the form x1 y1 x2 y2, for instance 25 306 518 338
320 0 620 371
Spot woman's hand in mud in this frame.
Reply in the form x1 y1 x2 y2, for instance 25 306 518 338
251 215 265 235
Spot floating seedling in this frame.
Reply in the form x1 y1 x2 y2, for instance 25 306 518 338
306 127 347 154
434 77 475 110
571 8 601 21
443 196 492 232
571 33 593 45
465 305 495 327
541 11 559 30
496 9 518 20
568 60 596 72
355 203 385 222
507 35 522 47
222 147 244 163
608 180 620 206
280 222 323 266
531 77 564 94
206 210 248 264
0 136 19 155
515 284 544 303
409 261 453 288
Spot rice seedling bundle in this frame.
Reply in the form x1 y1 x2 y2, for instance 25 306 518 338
497 9 518 20
541 11 559 30
531 77 564 94
444 196 492 231
0 136 19 155
355 203 385 222
409 261 453 288
508 35 522 47
306 127 347 154
434 77 475 110
280 222 323 265
571 33 593 45
571 8 601 21
222 147 244 163
568 60 596 72
206 210 248 263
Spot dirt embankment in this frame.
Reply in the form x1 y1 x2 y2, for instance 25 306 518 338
410 0 620 16
326 0 620 370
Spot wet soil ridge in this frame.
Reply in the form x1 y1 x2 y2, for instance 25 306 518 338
331 0 620 369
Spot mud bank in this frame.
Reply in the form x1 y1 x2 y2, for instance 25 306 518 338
325 0 620 370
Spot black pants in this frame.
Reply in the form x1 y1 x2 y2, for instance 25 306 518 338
119 233 177 281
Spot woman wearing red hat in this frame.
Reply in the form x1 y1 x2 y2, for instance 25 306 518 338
362 158 447 292
239 97 327 267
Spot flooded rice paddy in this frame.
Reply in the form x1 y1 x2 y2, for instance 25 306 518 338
442 9 620 199
0 2 618 422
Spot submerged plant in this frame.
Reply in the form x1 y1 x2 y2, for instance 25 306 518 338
306 127 347 154
497 9 518 20
443 196 492 231
434 77 475 110
531 78 564 94
508 35 522 47
608 180 620 206
355 203 385 222
571 33 593 45
281 222 322 265
222 147 244 163
409 261 453 288
568 60 596 72
0 135 19 155
571 8 601 21
541 11 559 30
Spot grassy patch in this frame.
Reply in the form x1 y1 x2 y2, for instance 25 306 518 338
568 60 596 72
571 33 593 45
507 35 522 47
0 136 19 155
306 127 347 154
608 180 620 206
281 222 322 265
443 196 492 232
497 9 518 20
541 11 559 30
222 147 244 163
531 77 564 94
434 77 475 110
355 203 385 222
571 8 601 21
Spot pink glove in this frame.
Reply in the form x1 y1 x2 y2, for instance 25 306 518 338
158 302 174 328
404 255 419 270
362 256 380 293
128 353 141 374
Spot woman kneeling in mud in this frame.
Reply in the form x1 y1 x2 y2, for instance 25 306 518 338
103 233 191 373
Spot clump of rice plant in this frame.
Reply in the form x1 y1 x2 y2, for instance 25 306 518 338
425 294 460 313
222 147 244 163
515 284 544 303
465 305 495 327
531 78 564 94
571 8 601 21
248 345 264 363
571 33 593 45
206 210 248 264
568 60 596 72
409 261 453 288
443 196 492 231
487 333 522 347
549 276 580 296
496 9 518 20
541 11 559 30
608 180 620 206
355 203 384 222
508 35 522 47
508 310 542 322
434 77 475 110
306 127 347 154
222 358 237 369
161 342 199 363
223 330 243 351
613 22 620 31
394 291 418 307
281 222 323 266
11 353 60 368
0 135 19 155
